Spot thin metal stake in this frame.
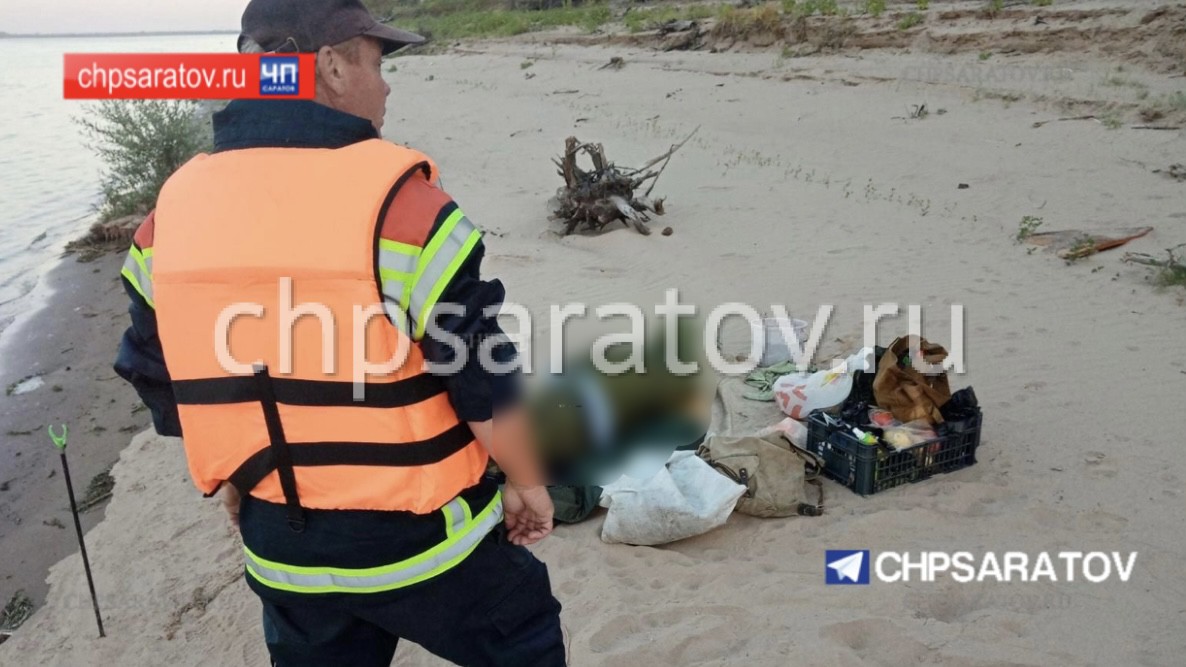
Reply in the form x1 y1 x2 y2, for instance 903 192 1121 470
48 425 105 638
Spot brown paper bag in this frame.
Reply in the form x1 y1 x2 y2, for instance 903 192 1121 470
872 336 951 424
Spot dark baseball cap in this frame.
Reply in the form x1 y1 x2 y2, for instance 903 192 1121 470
238 0 426 56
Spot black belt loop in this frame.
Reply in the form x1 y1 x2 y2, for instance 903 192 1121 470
253 364 306 533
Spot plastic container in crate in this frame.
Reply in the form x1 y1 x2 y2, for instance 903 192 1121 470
806 408 982 495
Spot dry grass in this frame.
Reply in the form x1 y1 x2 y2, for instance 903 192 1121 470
0 591 33 632
712 4 785 41
63 215 139 261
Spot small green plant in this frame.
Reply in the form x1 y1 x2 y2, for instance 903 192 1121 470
400 2 613 41
75 101 213 222
1124 245 1186 288
786 0 838 16
1102 71 1147 90
520 60 534 69
1101 112 1123 129
1016 215 1044 243
985 0 1004 15
898 12 923 29
788 0 811 16
979 51 992 60
864 0 886 16
1064 234 1098 263
916 0 929 8
1033 0 1052 5
386 63 398 72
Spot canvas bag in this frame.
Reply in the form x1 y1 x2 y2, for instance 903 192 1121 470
696 433 825 518
872 335 952 424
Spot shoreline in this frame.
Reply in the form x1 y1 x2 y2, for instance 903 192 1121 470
0 251 149 616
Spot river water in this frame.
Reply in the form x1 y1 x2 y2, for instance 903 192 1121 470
0 33 233 353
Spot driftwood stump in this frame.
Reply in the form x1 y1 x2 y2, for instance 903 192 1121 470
550 130 696 236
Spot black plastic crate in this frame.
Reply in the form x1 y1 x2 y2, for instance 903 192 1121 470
806 408 982 495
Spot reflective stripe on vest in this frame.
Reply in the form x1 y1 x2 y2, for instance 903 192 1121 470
243 492 503 594
121 245 154 307
377 204 483 341
409 206 482 340
378 238 418 334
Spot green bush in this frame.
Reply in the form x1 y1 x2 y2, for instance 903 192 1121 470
897 11 923 29
364 0 611 39
413 4 610 39
75 100 212 221
624 4 719 33
783 0 838 17
625 5 679 32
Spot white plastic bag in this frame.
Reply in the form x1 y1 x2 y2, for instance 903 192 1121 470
598 451 746 546
773 370 851 420
756 417 808 448
772 348 875 419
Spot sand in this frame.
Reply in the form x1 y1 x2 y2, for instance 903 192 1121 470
3 2 1185 664
0 254 154 610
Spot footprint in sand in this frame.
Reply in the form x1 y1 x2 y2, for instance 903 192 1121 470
587 605 755 661
906 586 994 624
821 619 935 663
1084 450 1119 479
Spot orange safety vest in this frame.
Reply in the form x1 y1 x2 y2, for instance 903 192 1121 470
151 139 489 518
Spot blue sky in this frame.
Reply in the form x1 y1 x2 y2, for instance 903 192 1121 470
4 0 246 34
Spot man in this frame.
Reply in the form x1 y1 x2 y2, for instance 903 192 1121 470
113 1 565 664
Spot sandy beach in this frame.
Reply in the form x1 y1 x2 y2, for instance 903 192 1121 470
2 1 1185 664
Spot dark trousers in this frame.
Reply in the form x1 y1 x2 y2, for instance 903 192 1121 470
259 527 565 667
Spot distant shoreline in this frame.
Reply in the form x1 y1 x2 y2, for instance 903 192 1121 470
0 30 237 39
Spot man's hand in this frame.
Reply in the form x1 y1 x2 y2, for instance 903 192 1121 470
502 483 554 546
220 484 242 529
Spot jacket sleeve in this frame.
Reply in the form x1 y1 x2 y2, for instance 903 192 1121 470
113 211 183 437
418 242 523 422
376 177 521 422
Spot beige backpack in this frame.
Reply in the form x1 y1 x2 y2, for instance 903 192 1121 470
697 433 825 518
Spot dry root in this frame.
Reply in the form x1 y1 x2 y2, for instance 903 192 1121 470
63 214 140 261
550 129 696 236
